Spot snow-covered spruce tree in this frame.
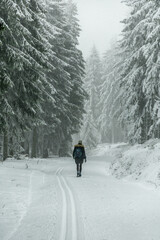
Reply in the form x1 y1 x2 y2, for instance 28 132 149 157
80 47 102 148
0 0 54 159
118 0 160 143
0 0 30 159
81 110 99 149
142 0 160 139
64 0 87 152
86 46 102 119
26 0 56 158
38 0 87 156
98 43 124 143
38 0 72 156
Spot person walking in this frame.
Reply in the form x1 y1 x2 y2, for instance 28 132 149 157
73 140 86 177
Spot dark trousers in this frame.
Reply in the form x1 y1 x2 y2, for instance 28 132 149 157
76 162 82 173
75 159 83 173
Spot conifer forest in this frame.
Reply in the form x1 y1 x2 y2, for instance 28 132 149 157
0 0 160 160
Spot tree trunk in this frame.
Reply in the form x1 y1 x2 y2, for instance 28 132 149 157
42 135 49 158
31 127 38 158
111 118 115 144
9 137 14 156
3 129 8 161
24 139 29 155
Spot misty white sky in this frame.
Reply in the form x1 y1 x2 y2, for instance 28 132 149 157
74 0 129 58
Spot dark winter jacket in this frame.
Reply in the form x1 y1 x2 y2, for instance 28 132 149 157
73 143 86 161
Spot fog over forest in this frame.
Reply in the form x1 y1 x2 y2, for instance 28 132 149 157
75 0 128 57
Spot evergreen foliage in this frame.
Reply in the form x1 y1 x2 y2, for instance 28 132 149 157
0 0 86 159
2 0 160 157
118 0 160 143
80 47 101 148
98 44 124 143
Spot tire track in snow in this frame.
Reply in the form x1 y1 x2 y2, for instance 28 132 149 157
56 168 78 240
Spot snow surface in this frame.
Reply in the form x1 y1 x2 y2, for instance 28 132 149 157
109 139 160 188
1 141 160 240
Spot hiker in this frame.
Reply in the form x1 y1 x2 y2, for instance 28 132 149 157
73 140 86 177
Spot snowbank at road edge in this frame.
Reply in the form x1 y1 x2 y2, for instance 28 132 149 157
105 139 160 188
92 140 160 188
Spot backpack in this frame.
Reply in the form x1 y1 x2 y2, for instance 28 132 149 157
74 147 83 158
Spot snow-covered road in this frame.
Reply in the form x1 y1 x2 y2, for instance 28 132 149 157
1 152 160 240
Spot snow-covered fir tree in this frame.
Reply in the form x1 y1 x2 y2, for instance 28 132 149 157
65 0 87 140
38 0 87 157
98 43 124 143
0 0 54 159
80 46 102 148
118 0 160 143
0 0 87 159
